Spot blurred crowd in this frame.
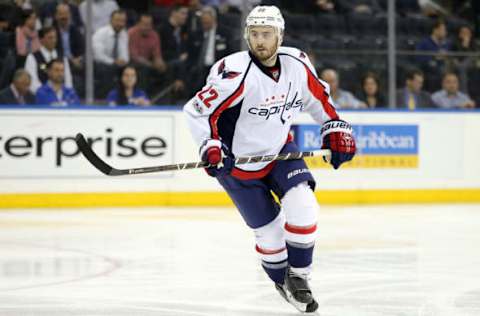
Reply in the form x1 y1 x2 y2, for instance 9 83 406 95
0 0 478 110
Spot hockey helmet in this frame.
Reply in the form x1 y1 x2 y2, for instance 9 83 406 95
244 5 285 47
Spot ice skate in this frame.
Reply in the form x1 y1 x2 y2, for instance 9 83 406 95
275 267 319 313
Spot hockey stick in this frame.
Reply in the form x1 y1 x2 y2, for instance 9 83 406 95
75 133 331 176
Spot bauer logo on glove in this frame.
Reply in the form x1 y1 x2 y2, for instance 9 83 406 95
320 119 356 169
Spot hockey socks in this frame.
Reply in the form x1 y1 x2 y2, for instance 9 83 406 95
261 258 288 284
285 222 316 270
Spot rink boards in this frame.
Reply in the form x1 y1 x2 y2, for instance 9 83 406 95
0 106 479 207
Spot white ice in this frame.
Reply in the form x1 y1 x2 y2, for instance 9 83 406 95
0 204 479 316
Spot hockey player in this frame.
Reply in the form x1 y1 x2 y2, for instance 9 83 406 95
183 5 356 313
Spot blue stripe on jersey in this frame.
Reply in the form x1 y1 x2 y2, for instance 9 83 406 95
217 99 243 151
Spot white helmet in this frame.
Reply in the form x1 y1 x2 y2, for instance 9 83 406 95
244 5 285 48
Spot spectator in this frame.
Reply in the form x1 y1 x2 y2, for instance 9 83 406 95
396 69 434 109
158 5 190 97
416 19 450 67
186 0 203 34
158 5 189 65
0 7 11 31
8 0 39 30
54 3 84 70
358 72 386 108
92 9 128 98
452 25 477 91
187 6 234 93
416 19 451 92
107 65 150 106
79 0 119 33
35 58 79 106
25 26 73 93
431 72 475 109
39 0 83 29
453 25 477 59
0 69 35 105
320 69 367 109
15 9 40 67
337 0 382 14
93 10 128 67
128 13 166 76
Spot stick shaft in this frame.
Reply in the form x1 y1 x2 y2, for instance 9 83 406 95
75 133 331 176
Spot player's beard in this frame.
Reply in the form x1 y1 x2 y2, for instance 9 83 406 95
252 44 277 64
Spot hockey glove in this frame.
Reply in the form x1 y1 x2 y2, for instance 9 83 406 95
320 119 356 169
199 139 235 177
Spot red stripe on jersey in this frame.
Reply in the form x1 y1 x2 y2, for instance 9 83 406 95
256 245 286 255
209 83 245 139
304 65 339 120
231 161 276 180
286 132 294 143
285 223 317 235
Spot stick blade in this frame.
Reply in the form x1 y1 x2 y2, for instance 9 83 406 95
75 133 114 176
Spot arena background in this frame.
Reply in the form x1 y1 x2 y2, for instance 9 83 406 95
0 0 479 207
1 1 480 315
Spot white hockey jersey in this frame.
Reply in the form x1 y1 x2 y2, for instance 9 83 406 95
184 46 340 179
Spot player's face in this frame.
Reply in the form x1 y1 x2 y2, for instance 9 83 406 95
248 26 278 63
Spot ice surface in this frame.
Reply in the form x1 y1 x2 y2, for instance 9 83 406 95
0 204 479 316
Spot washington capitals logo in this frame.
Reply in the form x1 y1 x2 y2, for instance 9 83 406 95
218 59 241 79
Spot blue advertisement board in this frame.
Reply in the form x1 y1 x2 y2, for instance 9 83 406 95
292 124 419 168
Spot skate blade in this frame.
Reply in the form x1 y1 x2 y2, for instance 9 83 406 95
280 284 319 313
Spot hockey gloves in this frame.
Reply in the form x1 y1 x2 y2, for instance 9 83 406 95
199 139 235 177
320 119 356 169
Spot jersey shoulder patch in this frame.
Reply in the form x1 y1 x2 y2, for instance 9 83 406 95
278 46 306 59
210 51 250 81
217 59 242 79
